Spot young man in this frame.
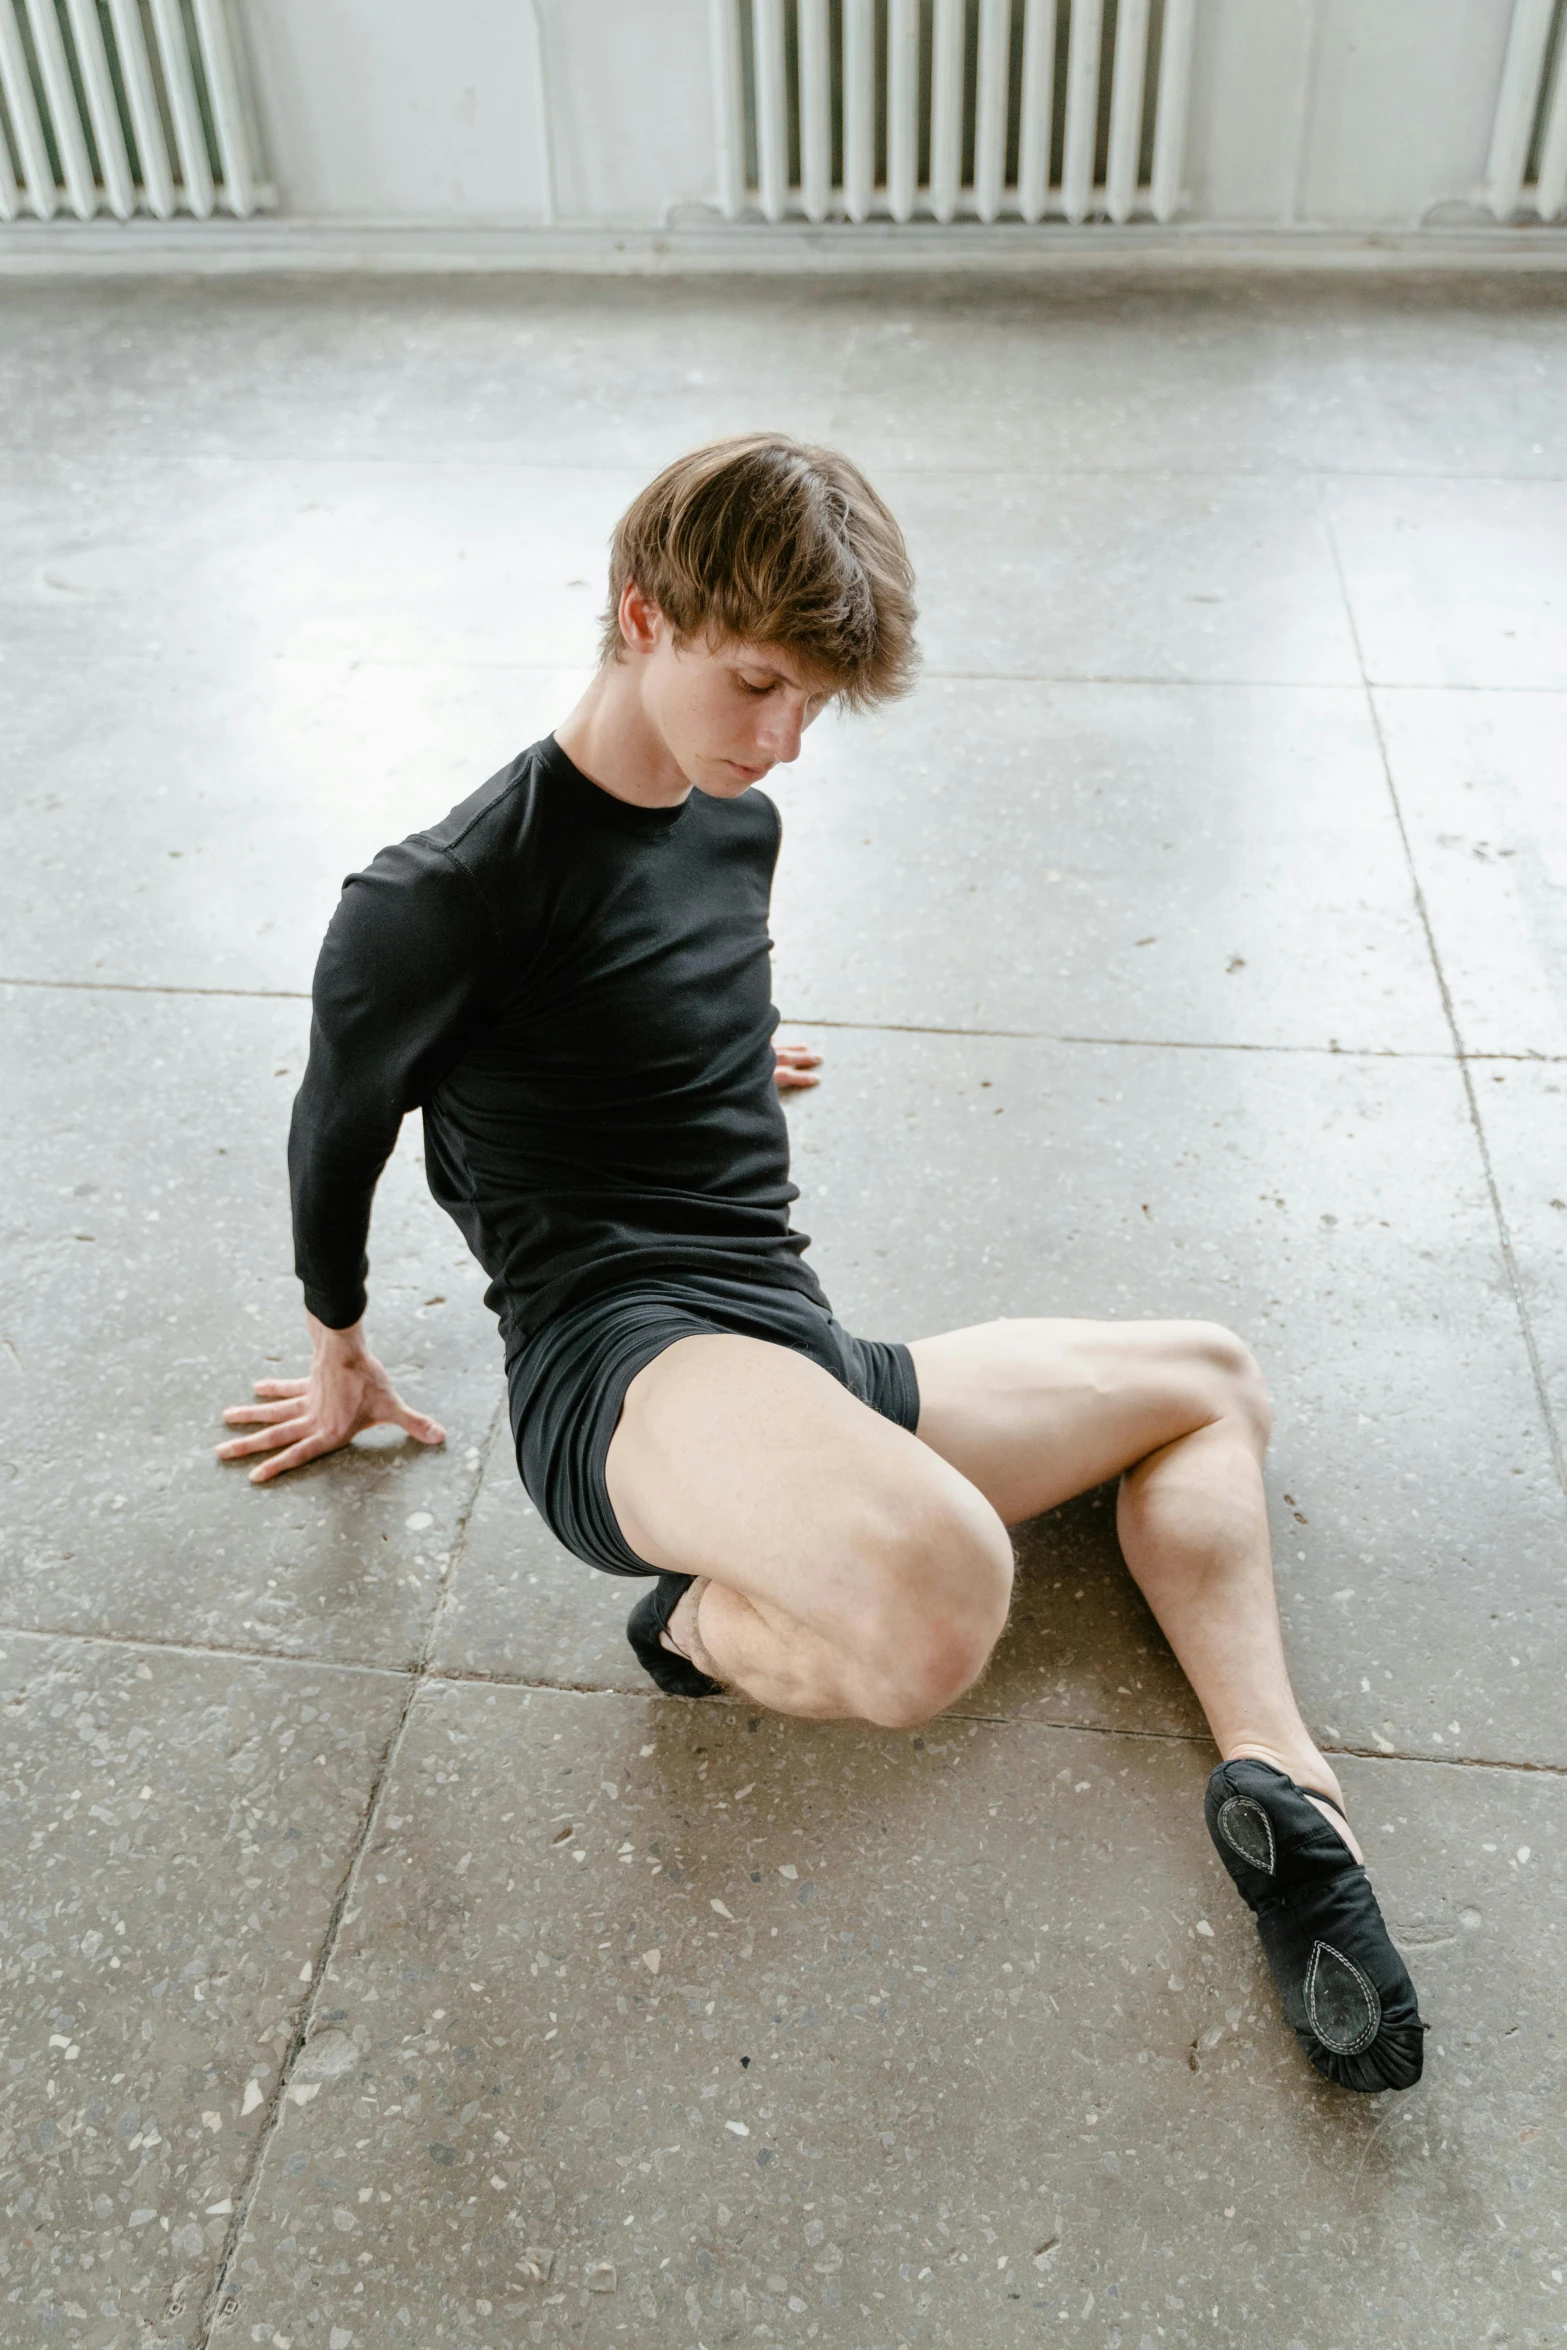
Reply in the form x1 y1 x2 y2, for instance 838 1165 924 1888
220 435 1422 2095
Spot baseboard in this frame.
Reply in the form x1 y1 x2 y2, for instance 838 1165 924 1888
2 216 1565 277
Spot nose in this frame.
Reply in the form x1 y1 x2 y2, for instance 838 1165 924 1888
757 702 806 766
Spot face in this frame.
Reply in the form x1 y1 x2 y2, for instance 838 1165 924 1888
623 584 831 799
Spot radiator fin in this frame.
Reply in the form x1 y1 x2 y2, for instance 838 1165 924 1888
712 0 1192 223
0 0 266 220
1487 0 1567 219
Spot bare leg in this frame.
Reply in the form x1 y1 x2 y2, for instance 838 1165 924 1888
907 1317 1432 2089
1115 1412 1363 1859
606 1332 1014 1728
610 1307 1354 1858
909 1317 1362 1856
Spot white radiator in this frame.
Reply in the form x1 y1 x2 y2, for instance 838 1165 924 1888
710 0 1195 226
1486 0 1567 220
0 0 265 221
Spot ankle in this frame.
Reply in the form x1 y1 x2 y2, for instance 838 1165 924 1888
1223 1740 1364 1861
1225 1738 1343 1813
663 1577 717 1676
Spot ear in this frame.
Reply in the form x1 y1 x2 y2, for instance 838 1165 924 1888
618 579 664 654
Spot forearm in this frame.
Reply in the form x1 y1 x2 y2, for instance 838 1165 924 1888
289 841 488 1328
288 1085 395 1330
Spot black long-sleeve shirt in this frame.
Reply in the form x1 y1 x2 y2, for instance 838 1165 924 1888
289 735 825 1338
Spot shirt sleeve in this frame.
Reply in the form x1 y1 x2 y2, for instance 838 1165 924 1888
288 837 496 1329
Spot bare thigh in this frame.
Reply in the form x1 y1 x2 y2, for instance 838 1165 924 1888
909 1316 1267 1526
605 1332 1008 1656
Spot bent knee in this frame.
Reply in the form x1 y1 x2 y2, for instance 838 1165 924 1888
858 1624 995 1729
850 1494 1013 1731
1182 1321 1271 1446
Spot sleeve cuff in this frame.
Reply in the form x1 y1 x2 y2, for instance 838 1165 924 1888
300 1282 367 1331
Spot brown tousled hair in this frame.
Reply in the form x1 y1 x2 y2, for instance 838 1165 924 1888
599 434 918 709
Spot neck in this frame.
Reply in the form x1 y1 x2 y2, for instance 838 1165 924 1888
554 662 692 809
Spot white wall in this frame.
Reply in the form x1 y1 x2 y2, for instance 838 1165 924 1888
242 0 553 221
1300 0 1516 226
241 0 716 225
237 0 1523 234
538 1 717 222
1188 0 1517 229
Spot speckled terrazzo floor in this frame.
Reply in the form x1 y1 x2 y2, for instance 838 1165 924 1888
2 271 1566 2349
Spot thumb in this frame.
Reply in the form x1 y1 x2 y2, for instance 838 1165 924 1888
398 1406 446 1446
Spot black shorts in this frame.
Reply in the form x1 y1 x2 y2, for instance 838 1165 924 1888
504 1271 920 1579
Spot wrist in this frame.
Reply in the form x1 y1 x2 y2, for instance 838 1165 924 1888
307 1311 370 1363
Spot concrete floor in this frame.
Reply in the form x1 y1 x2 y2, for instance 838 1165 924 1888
2 270 1565 2350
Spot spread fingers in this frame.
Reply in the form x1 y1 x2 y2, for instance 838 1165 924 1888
216 1418 310 1460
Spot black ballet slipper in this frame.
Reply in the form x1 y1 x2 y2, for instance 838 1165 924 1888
626 1573 722 1699
1205 1758 1426 2094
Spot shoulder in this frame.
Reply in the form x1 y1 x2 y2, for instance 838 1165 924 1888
747 786 784 842
346 738 560 928
695 784 783 856
419 737 558 873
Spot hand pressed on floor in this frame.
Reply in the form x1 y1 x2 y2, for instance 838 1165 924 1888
216 1312 446 1484
773 1042 822 1091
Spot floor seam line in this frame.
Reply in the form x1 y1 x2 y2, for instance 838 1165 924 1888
16 450 1563 488
12 981 1543 1061
7 1623 1562 1775
421 1395 512 1666
0 1620 417 1677
7 650 1560 691
392 1672 1567 1774
29 650 1556 690
1318 485 1567 1504
194 1397 504 2350
819 310 865 451
780 1017 1458 1056
941 1710 1567 1774
926 673 1567 692
0 975 312 1001
1317 1745 1567 1778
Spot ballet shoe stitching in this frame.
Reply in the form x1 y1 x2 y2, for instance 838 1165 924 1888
1305 1940 1381 2057
1217 1793 1276 1874
1304 1939 1381 2057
